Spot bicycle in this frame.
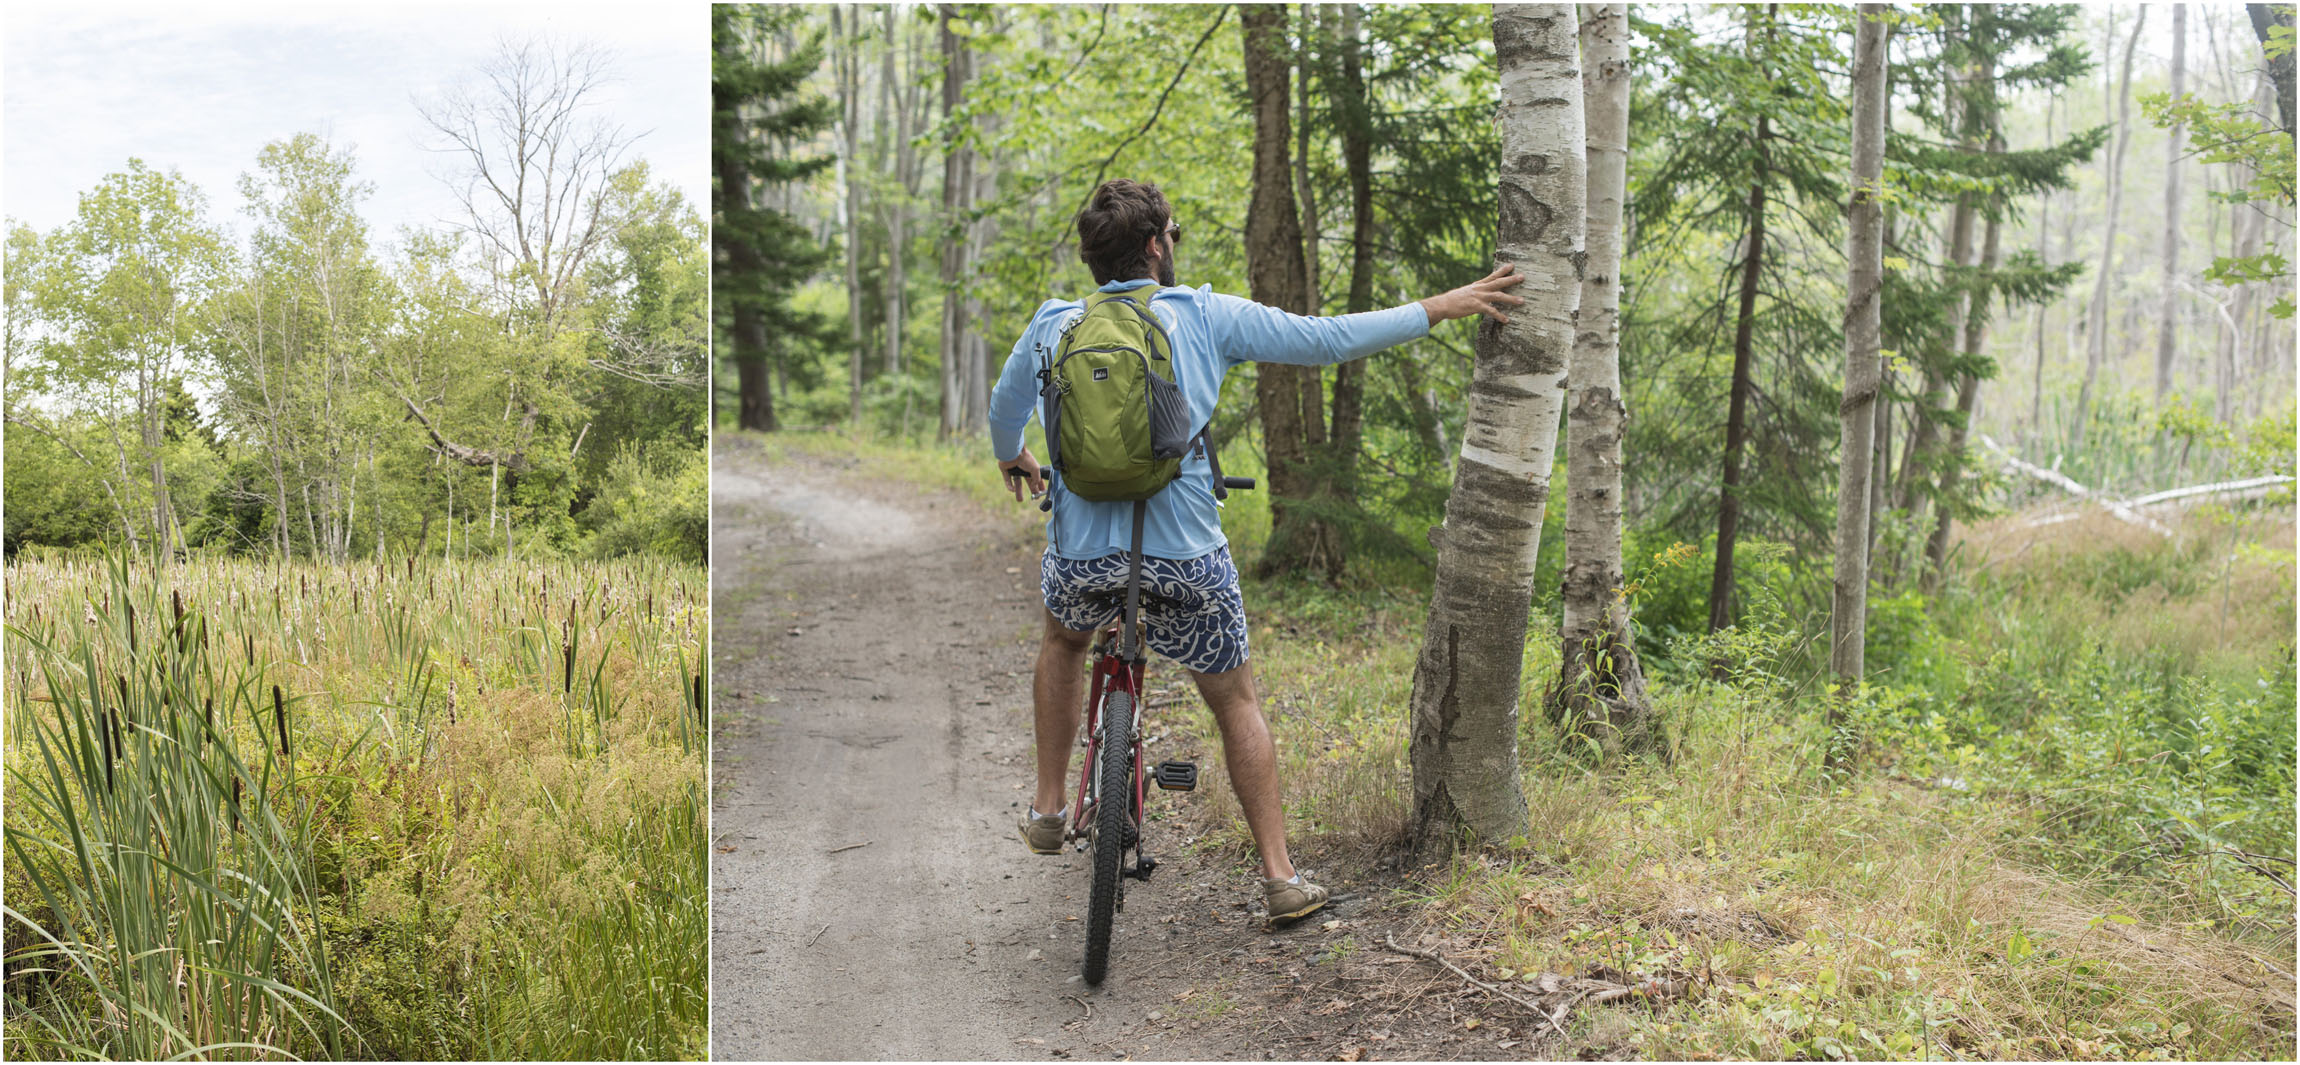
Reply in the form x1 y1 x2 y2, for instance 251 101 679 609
1008 464 1253 986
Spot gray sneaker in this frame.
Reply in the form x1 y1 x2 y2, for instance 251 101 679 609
1019 809 1066 854
1262 873 1330 927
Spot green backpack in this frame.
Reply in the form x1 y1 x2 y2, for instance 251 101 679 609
1038 285 1195 502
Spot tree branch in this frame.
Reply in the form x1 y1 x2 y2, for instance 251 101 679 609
397 394 530 471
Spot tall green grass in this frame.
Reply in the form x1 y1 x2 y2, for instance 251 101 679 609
5 556 346 1060
4 552 708 1060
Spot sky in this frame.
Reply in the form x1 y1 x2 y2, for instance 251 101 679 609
3 2 707 252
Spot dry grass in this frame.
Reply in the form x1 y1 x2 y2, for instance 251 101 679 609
1957 505 2294 676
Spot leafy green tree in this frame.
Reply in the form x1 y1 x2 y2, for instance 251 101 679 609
576 163 710 483
1892 4 2103 581
2144 28 2297 320
22 160 231 557
212 133 392 560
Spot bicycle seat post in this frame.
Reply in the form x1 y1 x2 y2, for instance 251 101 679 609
1120 499 1147 665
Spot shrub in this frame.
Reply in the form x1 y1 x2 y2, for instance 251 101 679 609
582 444 709 564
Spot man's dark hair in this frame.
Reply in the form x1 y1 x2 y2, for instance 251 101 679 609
1076 179 1171 285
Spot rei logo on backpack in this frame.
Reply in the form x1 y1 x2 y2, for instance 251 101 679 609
1039 285 1194 502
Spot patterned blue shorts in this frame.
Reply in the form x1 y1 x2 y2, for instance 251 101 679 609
1040 546 1250 674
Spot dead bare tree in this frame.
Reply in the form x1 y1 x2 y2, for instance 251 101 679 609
418 36 636 335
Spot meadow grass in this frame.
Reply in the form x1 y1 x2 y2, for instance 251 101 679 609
1222 508 2297 1060
780 428 2296 1060
3 551 707 1061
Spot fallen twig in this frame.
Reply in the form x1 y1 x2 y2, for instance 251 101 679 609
2218 847 2297 895
807 923 831 948
828 840 874 855
1382 934 1559 1034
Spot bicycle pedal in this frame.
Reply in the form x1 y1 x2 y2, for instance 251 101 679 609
1127 854 1158 881
1153 760 1199 791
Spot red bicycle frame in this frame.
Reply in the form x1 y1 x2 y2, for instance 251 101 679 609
1067 627 1147 844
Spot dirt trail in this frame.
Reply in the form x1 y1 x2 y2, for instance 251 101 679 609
709 436 1548 1062
710 438 1252 1060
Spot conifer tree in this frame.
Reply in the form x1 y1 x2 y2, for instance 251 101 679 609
715 6 838 432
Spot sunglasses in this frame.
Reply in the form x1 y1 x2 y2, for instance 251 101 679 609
1162 221 1182 246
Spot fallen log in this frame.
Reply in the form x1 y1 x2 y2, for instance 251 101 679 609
1980 435 2171 536
2129 475 2296 510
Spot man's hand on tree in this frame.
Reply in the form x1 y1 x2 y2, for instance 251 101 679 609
1419 262 1528 325
1000 449 1047 502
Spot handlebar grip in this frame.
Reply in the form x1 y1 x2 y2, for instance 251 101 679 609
1221 476 1256 491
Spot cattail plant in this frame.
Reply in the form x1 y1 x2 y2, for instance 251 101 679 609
5 558 349 1060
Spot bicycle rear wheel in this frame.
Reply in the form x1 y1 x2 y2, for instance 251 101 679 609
1081 688 1134 986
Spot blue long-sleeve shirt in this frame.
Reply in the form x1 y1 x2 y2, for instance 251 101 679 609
989 279 1431 560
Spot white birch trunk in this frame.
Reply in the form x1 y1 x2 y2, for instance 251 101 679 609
1551 2 1653 752
937 4 974 441
1408 4 1582 850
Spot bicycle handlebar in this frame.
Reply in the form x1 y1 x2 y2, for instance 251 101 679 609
1006 468 1249 508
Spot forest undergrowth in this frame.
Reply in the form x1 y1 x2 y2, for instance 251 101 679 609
766 427 2296 1061
1 553 709 1061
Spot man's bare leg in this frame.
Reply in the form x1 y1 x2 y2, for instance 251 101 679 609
1033 608 1094 817
1189 661 1296 881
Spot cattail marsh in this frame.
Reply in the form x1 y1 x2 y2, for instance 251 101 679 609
3 553 708 1060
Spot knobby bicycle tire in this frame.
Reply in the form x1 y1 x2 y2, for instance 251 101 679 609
1082 688 1134 985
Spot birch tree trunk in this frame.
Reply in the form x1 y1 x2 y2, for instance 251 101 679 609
1925 192 2001 584
1897 15 1972 519
962 96 1003 434
2076 6 2147 450
1834 3 1889 691
884 6 910 378
2158 3 2187 398
2222 77 2275 421
2031 96 2054 443
1408 3 1582 852
1244 4 1342 580
1550 1 1654 754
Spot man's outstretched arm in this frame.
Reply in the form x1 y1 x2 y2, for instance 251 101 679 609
1221 262 1526 366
